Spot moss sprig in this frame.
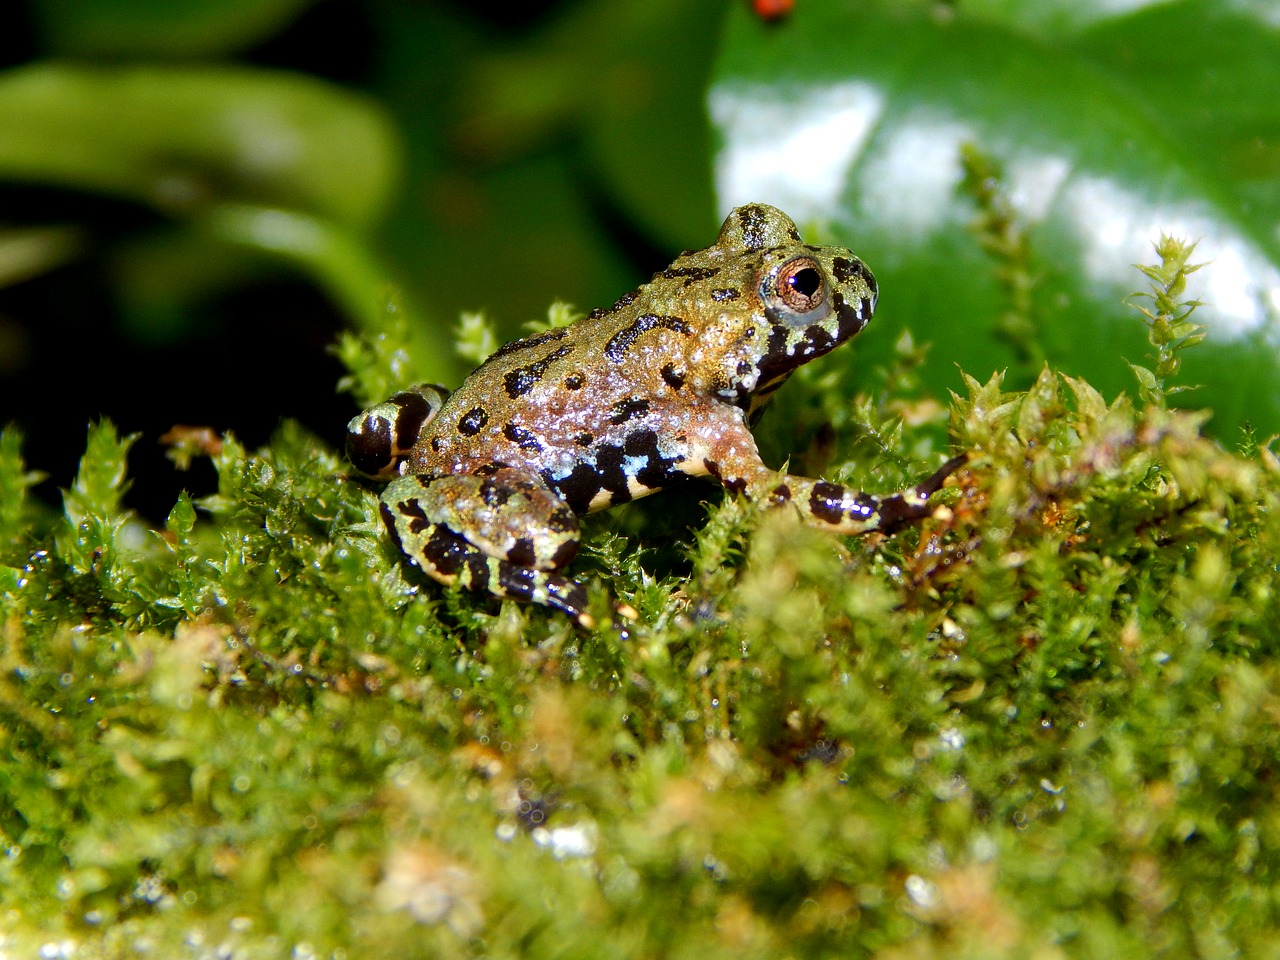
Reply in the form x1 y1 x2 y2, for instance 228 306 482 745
333 292 417 410
958 143 1044 375
0 427 45 556
1126 235 1207 408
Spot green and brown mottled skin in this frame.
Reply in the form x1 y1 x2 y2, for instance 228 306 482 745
347 204 964 626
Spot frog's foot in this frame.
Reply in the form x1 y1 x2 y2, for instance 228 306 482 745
346 383 450 480
379 470 593 627
864 453 970 534
384 517 593 626
737 452 968 536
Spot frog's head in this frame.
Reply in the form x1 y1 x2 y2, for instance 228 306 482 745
714 204 878 400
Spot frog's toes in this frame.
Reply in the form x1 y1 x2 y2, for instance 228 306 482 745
379 473 592 626
865 453 970 533
387 512 593 626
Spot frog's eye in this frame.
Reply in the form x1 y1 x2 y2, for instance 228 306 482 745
763 256 830 326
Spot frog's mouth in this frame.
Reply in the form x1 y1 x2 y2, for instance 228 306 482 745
745 375 789 422
831 288 874 341
756 290 871 383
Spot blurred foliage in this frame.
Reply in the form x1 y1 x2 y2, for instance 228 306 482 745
0 0 724 395
30 0 318 58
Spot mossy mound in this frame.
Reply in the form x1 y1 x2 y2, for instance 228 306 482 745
3 256 1278 958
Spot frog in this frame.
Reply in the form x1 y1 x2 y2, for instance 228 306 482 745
347 203 965 628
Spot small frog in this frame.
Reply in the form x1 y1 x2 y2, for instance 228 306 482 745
347 204 964 627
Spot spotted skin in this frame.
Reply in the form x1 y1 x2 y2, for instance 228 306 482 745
346 204 964 626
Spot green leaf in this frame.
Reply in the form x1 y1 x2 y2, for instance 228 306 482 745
1062 372 1109 427
0 427 45 547
63 421 135 526
1128 361 1159 402
165 493 196 539
0 63 399 230
30 0 316 58
711 0 1280 435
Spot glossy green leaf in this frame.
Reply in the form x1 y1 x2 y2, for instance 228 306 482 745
711 0 1280 435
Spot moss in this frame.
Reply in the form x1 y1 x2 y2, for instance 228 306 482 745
3 251 1280 958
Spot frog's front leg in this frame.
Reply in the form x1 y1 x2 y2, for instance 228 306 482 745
346 383 450 480
746 454 968 534
691 407 965 535
379 468 592 626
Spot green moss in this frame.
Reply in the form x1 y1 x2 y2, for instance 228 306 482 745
3 252 1280 959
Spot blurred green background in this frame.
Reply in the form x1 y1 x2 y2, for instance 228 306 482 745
1 0 1278 517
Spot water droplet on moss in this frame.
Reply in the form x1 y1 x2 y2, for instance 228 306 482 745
904 874 938 908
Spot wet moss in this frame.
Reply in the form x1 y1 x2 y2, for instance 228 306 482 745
3 248 1279 958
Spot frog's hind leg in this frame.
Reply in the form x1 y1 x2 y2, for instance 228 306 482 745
380 471 593 627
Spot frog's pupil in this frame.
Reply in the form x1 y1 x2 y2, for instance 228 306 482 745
772 260 825 316
788 267 821 299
